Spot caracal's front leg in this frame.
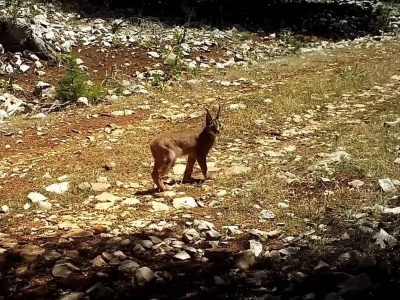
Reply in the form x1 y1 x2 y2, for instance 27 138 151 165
182 154 196 183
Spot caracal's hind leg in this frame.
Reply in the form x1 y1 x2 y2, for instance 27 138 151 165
156 148 176 190
151 158 168 192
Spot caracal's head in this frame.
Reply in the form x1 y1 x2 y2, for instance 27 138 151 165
205 105 222 135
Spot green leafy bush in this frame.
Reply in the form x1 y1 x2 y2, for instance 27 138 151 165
55 55 105 103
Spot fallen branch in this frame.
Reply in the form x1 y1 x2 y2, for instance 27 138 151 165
0 130 14 136
43 101 71 113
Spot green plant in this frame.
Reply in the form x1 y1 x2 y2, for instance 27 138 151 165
164 48 184 76
337 64 366 81
5 0 21 7
282 31 305 51
336 64 369 91
138 40 153 50
55 55 105 103
343 209 357 220
5 0 23 19
188 64 198 75
101 68 126 95
112 35 124 48
150 72 164 87
234 199 253 213
162 27 194 79
54 52 70 67
232 30 253 41
377 2 395 23
0 79 7 89
173 27 187 44
334 160 365 177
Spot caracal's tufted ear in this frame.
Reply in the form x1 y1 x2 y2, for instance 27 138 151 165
216 104 221 120
205 108 213 125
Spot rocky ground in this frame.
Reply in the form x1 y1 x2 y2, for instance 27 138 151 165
1 1 400 300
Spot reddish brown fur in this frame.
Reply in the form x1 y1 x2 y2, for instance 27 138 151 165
150 106 222 192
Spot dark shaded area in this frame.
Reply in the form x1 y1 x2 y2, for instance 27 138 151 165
49 0 393 41
1 216 400 300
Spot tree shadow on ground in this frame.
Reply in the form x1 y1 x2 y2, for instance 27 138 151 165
1 212 400 300
52 0 390 41
133 179 205 196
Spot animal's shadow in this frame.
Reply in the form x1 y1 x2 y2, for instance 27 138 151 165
134 178 205 196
